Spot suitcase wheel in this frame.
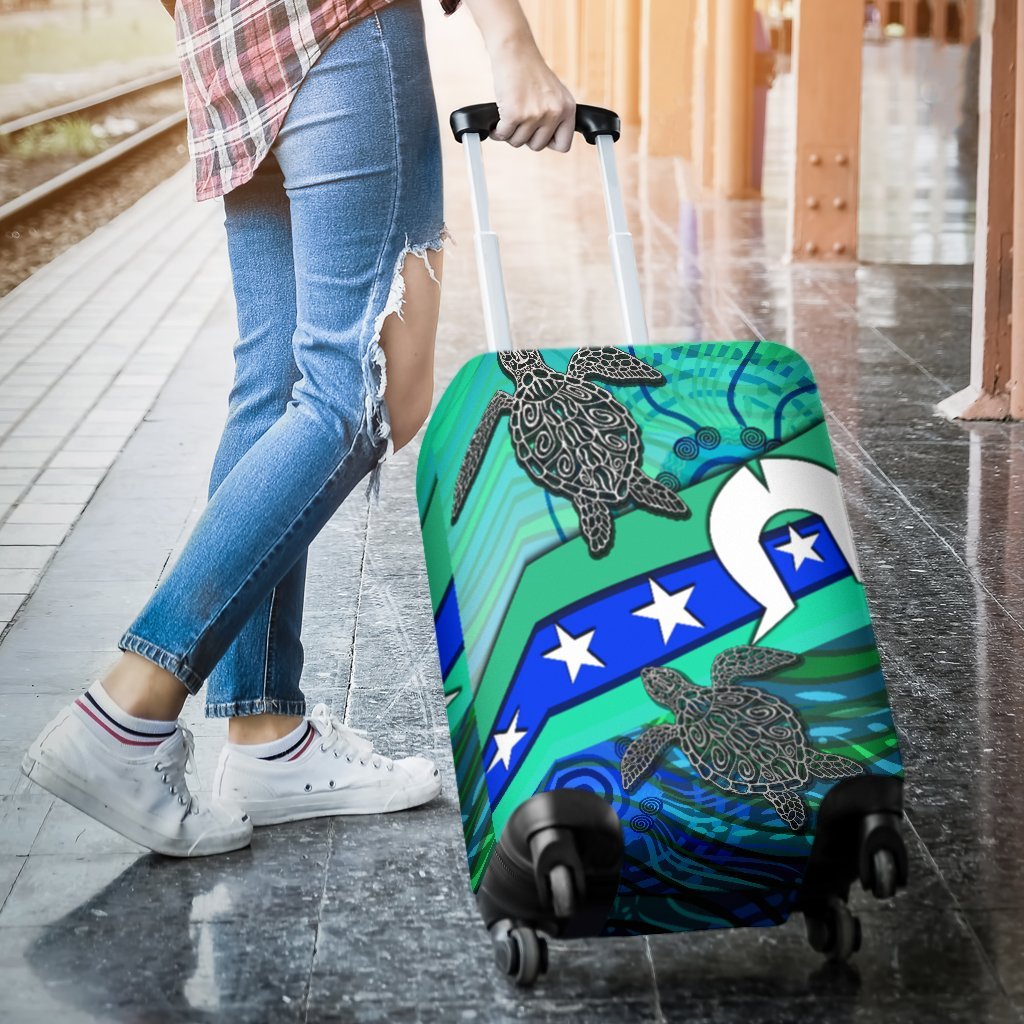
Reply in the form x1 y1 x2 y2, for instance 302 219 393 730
856 811 908 899
492 922 548 988
804 896 863 964
866 847 899 900
547 863 576 920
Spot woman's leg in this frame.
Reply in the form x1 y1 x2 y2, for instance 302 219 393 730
103 153 311 730
206 152 308 733
109 0 445 709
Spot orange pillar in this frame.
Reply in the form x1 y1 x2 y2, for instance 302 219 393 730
789 0 862 261
691 0 717 188
612 0 642 124
559 0 582 90
933 0 949 42
939 0 1018 420
547 1 570 81
640 0 696 157
528 0 552 67
962 0 978 44
1010 0 1024 419
579 0 611 105
713 0 757 198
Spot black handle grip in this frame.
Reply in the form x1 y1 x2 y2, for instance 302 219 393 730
450 103 621 145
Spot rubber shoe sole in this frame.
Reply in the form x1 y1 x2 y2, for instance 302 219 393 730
233 773 442 827
21 751 252 858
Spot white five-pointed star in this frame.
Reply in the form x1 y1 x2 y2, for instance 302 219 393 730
633 578 704 643
488 709 528 772
543 624 605 683
776 526 824 571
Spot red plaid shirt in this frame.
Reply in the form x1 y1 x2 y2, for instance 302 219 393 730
164 0 460 201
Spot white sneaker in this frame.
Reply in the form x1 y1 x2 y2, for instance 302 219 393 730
22 704 252 857
212 703 442 825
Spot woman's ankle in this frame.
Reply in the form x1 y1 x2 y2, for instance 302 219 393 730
228 713 305 745
100 652 188 721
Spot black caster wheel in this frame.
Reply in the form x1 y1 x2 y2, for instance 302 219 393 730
868 848 899 900
805 897 861 964
548 864 576 920
511 927 547 987
493 926 548 987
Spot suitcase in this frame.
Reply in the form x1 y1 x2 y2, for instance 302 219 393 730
416 103 908 986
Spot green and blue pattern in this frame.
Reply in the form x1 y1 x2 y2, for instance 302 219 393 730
417 340 903 931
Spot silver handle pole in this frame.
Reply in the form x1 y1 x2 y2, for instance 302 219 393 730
463 133 514 353
596 134 650 348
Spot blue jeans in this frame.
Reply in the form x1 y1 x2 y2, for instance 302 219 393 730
118 0 444 717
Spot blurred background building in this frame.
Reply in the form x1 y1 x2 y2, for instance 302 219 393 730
518 0 1022 423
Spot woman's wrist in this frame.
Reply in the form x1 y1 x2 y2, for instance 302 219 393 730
464 0 537 57
487 26 538 58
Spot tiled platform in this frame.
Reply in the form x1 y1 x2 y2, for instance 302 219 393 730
0 15 1019 1024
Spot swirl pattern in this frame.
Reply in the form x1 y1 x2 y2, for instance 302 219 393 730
673 436 700 460
695 427 721 449
741 427 767 450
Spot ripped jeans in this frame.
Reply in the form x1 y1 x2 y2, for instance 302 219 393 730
117 0 444 717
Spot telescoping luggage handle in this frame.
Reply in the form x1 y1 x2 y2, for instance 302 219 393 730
450 102 649 353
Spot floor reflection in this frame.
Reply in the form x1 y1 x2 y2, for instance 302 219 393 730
23 846 315 1023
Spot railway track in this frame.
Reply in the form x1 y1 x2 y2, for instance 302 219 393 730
0 67 186 232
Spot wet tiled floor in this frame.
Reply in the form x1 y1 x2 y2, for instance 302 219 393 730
1 15 1020 1024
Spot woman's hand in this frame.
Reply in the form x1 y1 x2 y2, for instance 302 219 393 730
464 0 576 152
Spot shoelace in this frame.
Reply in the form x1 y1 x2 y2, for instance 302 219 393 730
154 723 199 818
308 703 394 772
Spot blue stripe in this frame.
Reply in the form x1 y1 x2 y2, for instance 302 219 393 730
434 579 465 681
545 490 567 542
773 383 817 441
483 514 853 806
727 341 759 429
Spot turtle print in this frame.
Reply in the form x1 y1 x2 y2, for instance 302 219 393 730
450 347 691 558
620 646 863 831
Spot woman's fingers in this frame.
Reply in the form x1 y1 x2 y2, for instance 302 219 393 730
526 122 557 152
493 102 576 152
548 115 575 154
492 117 535 148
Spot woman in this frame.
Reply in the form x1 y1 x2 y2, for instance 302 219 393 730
22 0 575 856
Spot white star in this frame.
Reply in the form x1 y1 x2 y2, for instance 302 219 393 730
776 526 824 571
488 709 528 772
542 624 605 683
633 578 704 643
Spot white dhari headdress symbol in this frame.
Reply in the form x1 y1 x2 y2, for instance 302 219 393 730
708 458 862 642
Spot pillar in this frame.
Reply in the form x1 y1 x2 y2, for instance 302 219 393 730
713 0 757 198
789 0 863 261
579 0 612 105
1010 0 1024 418
526 0 552 66
548 0 570 81
962 0 978 45
691 0 717 187
640 0 696 157
612 0 642 124
939 0 1018 420
554 0 581 89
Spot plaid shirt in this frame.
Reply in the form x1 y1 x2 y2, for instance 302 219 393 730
164 0 460 201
